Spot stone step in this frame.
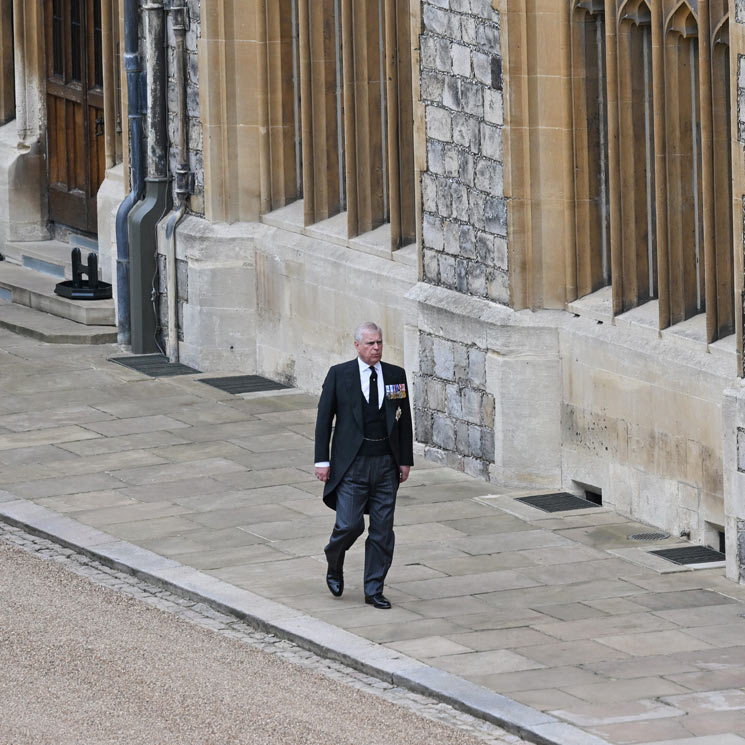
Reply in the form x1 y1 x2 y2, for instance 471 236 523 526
0 299 117 345
0 261 115 327
1 238 100 281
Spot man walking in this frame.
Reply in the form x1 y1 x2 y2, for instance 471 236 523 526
314 322 414 609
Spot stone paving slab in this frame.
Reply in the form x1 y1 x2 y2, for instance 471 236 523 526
1 330 745 744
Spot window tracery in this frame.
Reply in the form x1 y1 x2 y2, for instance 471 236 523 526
570 0 734 342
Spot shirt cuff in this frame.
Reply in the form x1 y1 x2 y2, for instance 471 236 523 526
314 462 330 468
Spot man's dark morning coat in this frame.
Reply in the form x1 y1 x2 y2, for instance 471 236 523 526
314 359 414 510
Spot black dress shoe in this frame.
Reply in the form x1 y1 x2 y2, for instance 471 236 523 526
364 593 391 609
326 571 343 597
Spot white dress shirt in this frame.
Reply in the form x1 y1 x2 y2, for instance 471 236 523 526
315 357 385 468
359 357 384 409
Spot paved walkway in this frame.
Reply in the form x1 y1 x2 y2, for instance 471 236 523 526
1 329 744 745
0 523 527 745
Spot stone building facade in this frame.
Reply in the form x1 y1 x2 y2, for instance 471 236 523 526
4 0 745 581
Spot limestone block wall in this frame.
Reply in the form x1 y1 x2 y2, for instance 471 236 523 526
171 217 417 389
409 283 563 484
252 230 417 392
419 0 507 303
415 328 495 479
561 316 734 546
416 0 508 474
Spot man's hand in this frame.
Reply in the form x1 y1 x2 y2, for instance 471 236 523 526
315 466 330 482
399 466 410 483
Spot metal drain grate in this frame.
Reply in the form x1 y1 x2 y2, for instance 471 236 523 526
198 375 291 395
650 546 725 565
628 532 670 542
516 492 599 513
109 354 200 377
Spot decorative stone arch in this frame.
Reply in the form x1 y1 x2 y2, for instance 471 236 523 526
665 1 699 38
709 11 735 339
574 0 605 14
570 0 611 298
663 0 703 324
615 0 658 311
712 14 729 45
618 0 652 25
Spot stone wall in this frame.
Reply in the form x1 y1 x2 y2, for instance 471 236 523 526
723 2 745 582
171 216 418 389
415 0 506 476
561 310 733 544
156 0 202 347
414 330 495 478
166 0 204 216
420 0 506 303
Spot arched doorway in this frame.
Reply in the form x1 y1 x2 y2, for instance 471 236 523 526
44 0 105 234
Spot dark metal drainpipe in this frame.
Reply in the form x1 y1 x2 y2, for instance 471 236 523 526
114 0 145 347
128 0 172 354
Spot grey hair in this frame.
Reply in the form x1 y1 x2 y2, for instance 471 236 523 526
354 322 383 342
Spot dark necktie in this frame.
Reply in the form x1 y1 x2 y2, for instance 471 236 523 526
369 367 379 410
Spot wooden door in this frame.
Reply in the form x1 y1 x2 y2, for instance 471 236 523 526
45 0 105 234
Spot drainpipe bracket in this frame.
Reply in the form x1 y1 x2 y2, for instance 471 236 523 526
175 167 194 198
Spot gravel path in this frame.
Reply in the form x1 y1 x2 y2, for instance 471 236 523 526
0 527 528 745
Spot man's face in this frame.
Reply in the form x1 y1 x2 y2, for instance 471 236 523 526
355 330 383 367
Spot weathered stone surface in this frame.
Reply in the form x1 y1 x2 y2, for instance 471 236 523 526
425 377 447 412
426 106 454 142
443 77 462 111
433 413 456 450
462 387 482 425
449 387 464 422
427 141 447 175
433 338 454 380
475 159 502 196
467 261 487 297
452 44 472 78
453 344 468 383
461 81 484 117
417 0 505 471
480 123 502 161
737 0 745 24
484 89 504 125
421 70 446 102
472 51 492 87
423 5 460 38
453 113 481 152
468 348 487 388
423 248 440 284
423 214 444 251
476 22 500 52
439 253 457 287
419 333 435 376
